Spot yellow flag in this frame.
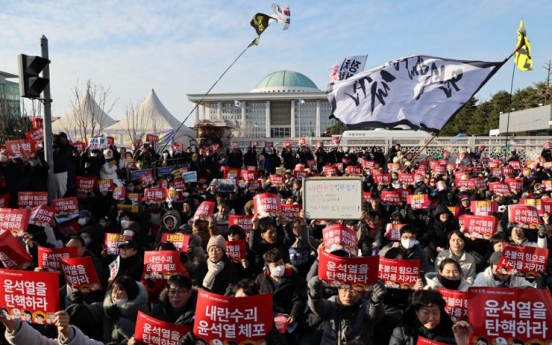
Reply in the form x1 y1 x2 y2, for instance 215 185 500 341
514 19 532 71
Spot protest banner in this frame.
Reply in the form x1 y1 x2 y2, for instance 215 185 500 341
416 338 450 345
0 231 33 269
398 173 414 184
134 311 191 345
322 165 338 176
253 193 281 217
29 205 55 227
240 169 257 182
508 205 540 229
378 257 421 289
345 166 362 175
139 170 155 186
194 289 273 344
496 243 548 277
303 177 362 220
0 208 31 236
143 250 186 281
447 206 460 218
504 178 523 193
294 169 308 180
4 139 35 158
0 268 59 324
112 186 126 201
322 224 358 257
225 240 246 262
0 194 9 208
194 201 216 221
56 220 81 237
269 174 285 186
488 182 510 195
470 200 498 216
52 197 79 223
318 249 379 291
88 136 107 150
160 233 190 253
146 133 159 144
59 256 103 292
468 287 552 343
407 194 430 210
127 192 142 204
438 288 468 322
104 233 131 256
183 171 197 183
143 188 169 204
116 204 139 214
17 191 48 208
384 223 404 242
96 179 114 193
460 215 498 239
26 126 44 143
281 204 301 220
228 215 253 237
37 246 78 272
76 176 96 193
373 173 391 184
381 190 401 205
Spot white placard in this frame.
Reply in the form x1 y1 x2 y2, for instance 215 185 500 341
303 177 363 220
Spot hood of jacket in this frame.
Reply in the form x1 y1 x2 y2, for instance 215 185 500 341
104 281 148 318
162 209 182 230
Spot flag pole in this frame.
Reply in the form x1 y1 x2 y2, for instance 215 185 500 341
158 37 258 154
403 132 438 172
504 62 516 155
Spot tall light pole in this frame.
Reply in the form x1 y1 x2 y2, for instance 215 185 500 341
297 99 304 138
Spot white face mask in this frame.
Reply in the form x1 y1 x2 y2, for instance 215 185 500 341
123 230 135 238
270 264 286 278
401 238 416 249
82 237 92 246
120 220 130 228
114 297 128 307
77 218 87 226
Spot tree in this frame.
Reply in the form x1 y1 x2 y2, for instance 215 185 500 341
326 121 344 135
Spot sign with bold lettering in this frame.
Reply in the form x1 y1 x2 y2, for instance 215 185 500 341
303 177 362 220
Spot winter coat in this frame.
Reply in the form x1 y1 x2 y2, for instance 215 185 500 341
195 257 239 295
4 320 104 345
255 267 307 323
423 272 471 291
472 267 535 288
99 159 119 181
434 250 477 284
101 281 149 343
150 288 197 325
154 210 183 247
107 254 144 283
420 205 459 251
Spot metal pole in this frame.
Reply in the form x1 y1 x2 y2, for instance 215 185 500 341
40 35 56 200
505 62 516 157
298 101 301 138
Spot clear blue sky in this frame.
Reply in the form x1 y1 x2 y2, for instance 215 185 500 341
1 0 551 127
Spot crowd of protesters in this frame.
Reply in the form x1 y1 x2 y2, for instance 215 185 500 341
0 132 551 345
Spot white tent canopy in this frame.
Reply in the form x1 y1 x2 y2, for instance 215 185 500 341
105 89 196 148
51 91 116 141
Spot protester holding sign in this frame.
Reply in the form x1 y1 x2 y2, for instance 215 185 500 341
196 235 238 295
153 209 183 248
249 213 293 275
434 230 477 284
472 251 535 288
307 275 386 344
421 205 460 263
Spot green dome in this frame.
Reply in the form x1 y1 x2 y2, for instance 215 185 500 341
251 70 320 93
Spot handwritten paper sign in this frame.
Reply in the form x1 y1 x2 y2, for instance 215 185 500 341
303 177 362 220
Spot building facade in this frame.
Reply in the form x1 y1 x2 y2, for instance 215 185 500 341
187 70 337 138
0 71 21 117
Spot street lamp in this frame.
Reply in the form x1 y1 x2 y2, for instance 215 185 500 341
297 99 305 138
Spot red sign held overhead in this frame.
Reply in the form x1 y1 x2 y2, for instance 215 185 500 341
318 249 379 291
253 193 281 217
161 233 190 253
378 257 421 289
59 256 103 292
497 243 548 277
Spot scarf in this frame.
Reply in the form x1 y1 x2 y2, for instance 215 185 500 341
203 260 225 290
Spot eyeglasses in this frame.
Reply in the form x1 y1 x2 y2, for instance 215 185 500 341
168 289 189 295
208 247 224 252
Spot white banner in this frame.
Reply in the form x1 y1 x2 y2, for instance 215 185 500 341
338 55 368 80
327 55 505 132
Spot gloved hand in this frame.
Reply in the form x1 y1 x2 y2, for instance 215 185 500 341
308 276 323 299
370 280 387 304
538 225 547 238
105 305 120 320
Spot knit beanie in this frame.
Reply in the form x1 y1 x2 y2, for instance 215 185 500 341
207 235 226 252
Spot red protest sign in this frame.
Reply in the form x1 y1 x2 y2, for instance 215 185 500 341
378 257 421 289
0 208 31 236
139 170 155 186
0 269 59 324
194 201 216 221
460 215 498 240
76 176 96 193
398 173 414 184
56 220 81 237
318 249 379 290
143 250 186 281
228 215 253 236
37 246 78 272
381 190 400 205
29 205 55 227
172 142 184 154
72 141 86 153
225 239 246 262
281 204 301 220
106 136 115 145
322 224 358 257
345 166 362 176
4 139 35 158
416 337 449 345
59 256 103 292
96 179 114 193
17 191 48 208
253 193 281 217
387 163 401 173
504 177 523 193
470 200 498 216
468 287 552 343
26 126 44 143
241 169 258 182
294 170 308 180
0 194 9 208
143 187 169 203
384 223 404 241
134 311 191 345
362 192 371 203
519 198 543 215
112 186 126 201
488 182 510 195
146 133 159 144
161 233 190 253
361 160 379 169
497 243 548 277
438 288 468 322
373 173 391 184
128 192 142 204
322 165 338 176
104 233 130 256
447 206 460 218
407 194 429 210
0 231 33 269
543 198 552 215
508 205 541 229
52 197 79 218
194 289 273 343
269 174 285 186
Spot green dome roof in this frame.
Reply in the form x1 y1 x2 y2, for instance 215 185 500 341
251 70 320 93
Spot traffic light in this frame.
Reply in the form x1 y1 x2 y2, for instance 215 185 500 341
18 54 49 99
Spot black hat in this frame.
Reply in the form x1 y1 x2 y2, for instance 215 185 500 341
118 240 137 250
58 132 68 139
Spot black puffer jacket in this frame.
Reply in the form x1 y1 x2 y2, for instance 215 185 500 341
150 288 196 325
420 204 459 251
